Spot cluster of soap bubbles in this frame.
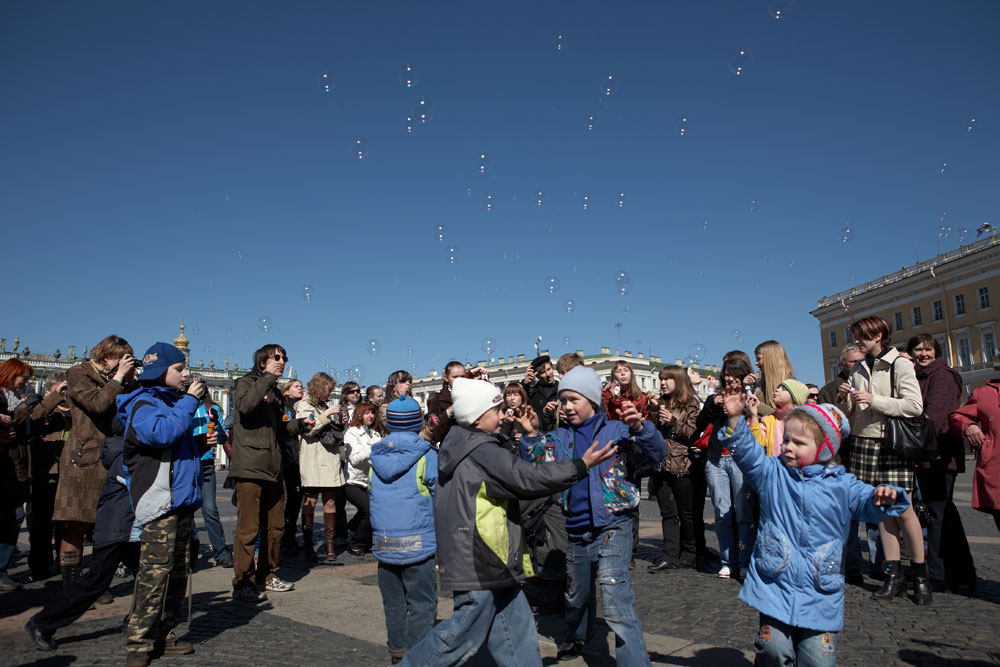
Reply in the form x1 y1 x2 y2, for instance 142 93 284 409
346 364 366 383
481 337 496 356
938 225 952 239
614 270 632 296
544 276 560 294
367 339 381 355
732 329 744 344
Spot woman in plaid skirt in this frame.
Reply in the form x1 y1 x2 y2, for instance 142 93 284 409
837 316 930 604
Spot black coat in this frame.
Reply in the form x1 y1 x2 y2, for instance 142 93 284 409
92 421 137 548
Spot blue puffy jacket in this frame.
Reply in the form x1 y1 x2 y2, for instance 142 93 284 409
719 417 910 632
117 387 204 526
519 413 665 529
369 431 438 565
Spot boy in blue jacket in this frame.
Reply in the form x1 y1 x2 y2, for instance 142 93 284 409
370 396 439 665
519 366 666 666
717 391 909 666
117 342 212 667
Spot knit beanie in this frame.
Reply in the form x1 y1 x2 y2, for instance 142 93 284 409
558 366 602 408
452 378 503 427
789 403 850 464
779 379 810 407
137 342 185 382
386 396 423 433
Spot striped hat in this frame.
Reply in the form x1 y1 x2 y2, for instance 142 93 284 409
386 396 423 433
790 403 850 464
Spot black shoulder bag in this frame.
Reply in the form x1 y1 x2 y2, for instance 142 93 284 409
886 360 940 462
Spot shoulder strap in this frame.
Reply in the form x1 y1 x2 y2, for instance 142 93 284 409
888 358 898 400
124 399 156 445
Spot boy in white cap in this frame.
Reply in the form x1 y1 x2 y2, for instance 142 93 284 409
518 365 666 665
402 377 616 667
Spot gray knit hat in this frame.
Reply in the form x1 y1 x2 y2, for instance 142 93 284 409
558 366 602 408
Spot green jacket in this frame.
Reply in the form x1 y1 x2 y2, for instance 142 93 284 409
228 371 306 483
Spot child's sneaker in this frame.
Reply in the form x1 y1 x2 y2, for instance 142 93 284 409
234 585 267 603
265 576 294 592
717 566 732 579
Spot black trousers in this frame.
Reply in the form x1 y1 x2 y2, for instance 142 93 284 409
343 484 371 550
689 457 709 555
32 542 140 634
28 473 61 577
282 463 303 544
649 470 695 563
915 466 975 583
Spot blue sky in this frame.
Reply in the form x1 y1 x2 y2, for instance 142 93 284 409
3 1 998 386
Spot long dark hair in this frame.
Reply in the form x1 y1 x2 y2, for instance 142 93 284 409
384 370 413 402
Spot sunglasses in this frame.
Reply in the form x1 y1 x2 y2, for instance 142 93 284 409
346 389 361 394
273 354 288 362
809 394 820 400
113 337 129 347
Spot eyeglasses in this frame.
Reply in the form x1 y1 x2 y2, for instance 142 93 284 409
273 354 288 362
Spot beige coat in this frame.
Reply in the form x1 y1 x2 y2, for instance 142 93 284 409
841 347 923 438
296 398 346 488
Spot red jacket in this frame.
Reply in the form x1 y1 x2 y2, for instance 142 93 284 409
601 387 649 422
949 379 1000 511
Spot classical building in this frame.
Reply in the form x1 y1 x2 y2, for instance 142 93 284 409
409 347 719 408
810 234 1000 391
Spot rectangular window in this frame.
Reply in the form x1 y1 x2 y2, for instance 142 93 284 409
932 300 943 321
955 293 966 316
958 336 972 367
983 330 997 365
893 312 904 332
828 331 837 348
844 327 854 344
911 306 922 327
978 286 991 310
829 361 840 379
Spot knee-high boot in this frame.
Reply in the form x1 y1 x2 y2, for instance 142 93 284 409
323 513 337 565
301 510 317 563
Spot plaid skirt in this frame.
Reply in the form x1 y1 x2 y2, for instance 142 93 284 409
847 435 915 495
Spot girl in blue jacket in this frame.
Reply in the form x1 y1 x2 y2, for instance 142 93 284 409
717 391 909 666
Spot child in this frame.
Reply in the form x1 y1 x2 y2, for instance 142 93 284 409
117 342 210 666
519 366 666 666
717 392 909 666
524 355 559 432
748 379 809 457
370 396 438 665
402 378 616 667
344 402 380 556
499 382 529 448
602 360 650 421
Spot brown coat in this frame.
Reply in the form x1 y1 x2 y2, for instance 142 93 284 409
650 397 700 476
52 360 128 523
229 370 306 483
29 391 71 477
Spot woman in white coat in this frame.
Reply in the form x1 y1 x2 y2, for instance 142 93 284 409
343 402 380 557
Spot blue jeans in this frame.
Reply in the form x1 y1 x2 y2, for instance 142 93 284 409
0 505 23 576
378 556 438 658
846 520 882 573
754 615 838 666
705 455 754 570
199 462 229 560
402 587 542 667
564 518 651 667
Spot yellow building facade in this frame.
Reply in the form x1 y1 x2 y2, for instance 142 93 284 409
811 235 1000 391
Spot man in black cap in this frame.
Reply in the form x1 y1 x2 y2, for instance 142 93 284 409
524 355 559 432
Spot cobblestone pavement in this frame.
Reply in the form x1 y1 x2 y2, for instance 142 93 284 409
2 464 998 666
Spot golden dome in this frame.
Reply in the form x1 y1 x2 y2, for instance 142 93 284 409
174 321 190 351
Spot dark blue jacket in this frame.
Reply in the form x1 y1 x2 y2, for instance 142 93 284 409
93 431 140 548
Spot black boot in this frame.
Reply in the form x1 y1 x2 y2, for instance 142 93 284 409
911 561 932 605
302 529 317 563
872 560 906 600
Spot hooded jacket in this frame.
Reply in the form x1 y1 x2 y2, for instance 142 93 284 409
117 386 204 526
229 370 307 483
435 424 587 591
719 417 909 632
93 425 140 547
519 413 666 529
369 431 438 565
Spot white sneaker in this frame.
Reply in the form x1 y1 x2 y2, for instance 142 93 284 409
265 576 294 592
717 566 732 579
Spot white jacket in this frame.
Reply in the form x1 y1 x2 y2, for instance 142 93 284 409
841 347 923 438
296 398 346 488
344 425 380 488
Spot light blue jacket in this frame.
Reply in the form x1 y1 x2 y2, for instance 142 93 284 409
369 431 438 565
719 418 909 632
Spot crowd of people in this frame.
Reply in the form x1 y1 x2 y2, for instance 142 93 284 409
1 316 998 665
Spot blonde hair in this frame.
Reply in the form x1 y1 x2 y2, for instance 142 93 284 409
306 373 334 406
755 340 796 410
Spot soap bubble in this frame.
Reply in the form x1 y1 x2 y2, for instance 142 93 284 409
203 345 211 356
535 190 544 206
939 162 949 174
563 336 572 348
937 225 952 239
301 285 313 302
732 329 744 343
544 276 561 295
747 199 757 213
624 305 631 316
413 97 433 123
410 362 417 371
445 246 459 264
754 281 761 290
586 114 596 131
581 194 591 210
556 34 565 51
192 323 199 335
351 137 369 160
839 227 854 243
616 191 626 208
434 224 447 241
761 253 769 264
675 115 690 136
317 72 333 93
407 346 414 358
404 115 415 133
768 0 795 19
503 249 520 265
614 270 632 296
728 48 752 76
481 337 497 355
366 339 381 355
688 343 707 362
483 193 496 212
257 316 273 332
347 364 366 383
477 152 491 174
959 227 971 243
601 73 616 96
399 65 418 88
236 249 244 260
966 117 977 132
226 329 232 342
703 220 709 230
565 299 575 312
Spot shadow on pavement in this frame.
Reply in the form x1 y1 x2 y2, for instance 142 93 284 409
898 648 1000 666
648 647 753 666
182 589 270 645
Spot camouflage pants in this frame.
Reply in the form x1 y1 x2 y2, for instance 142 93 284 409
126 511 193 654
